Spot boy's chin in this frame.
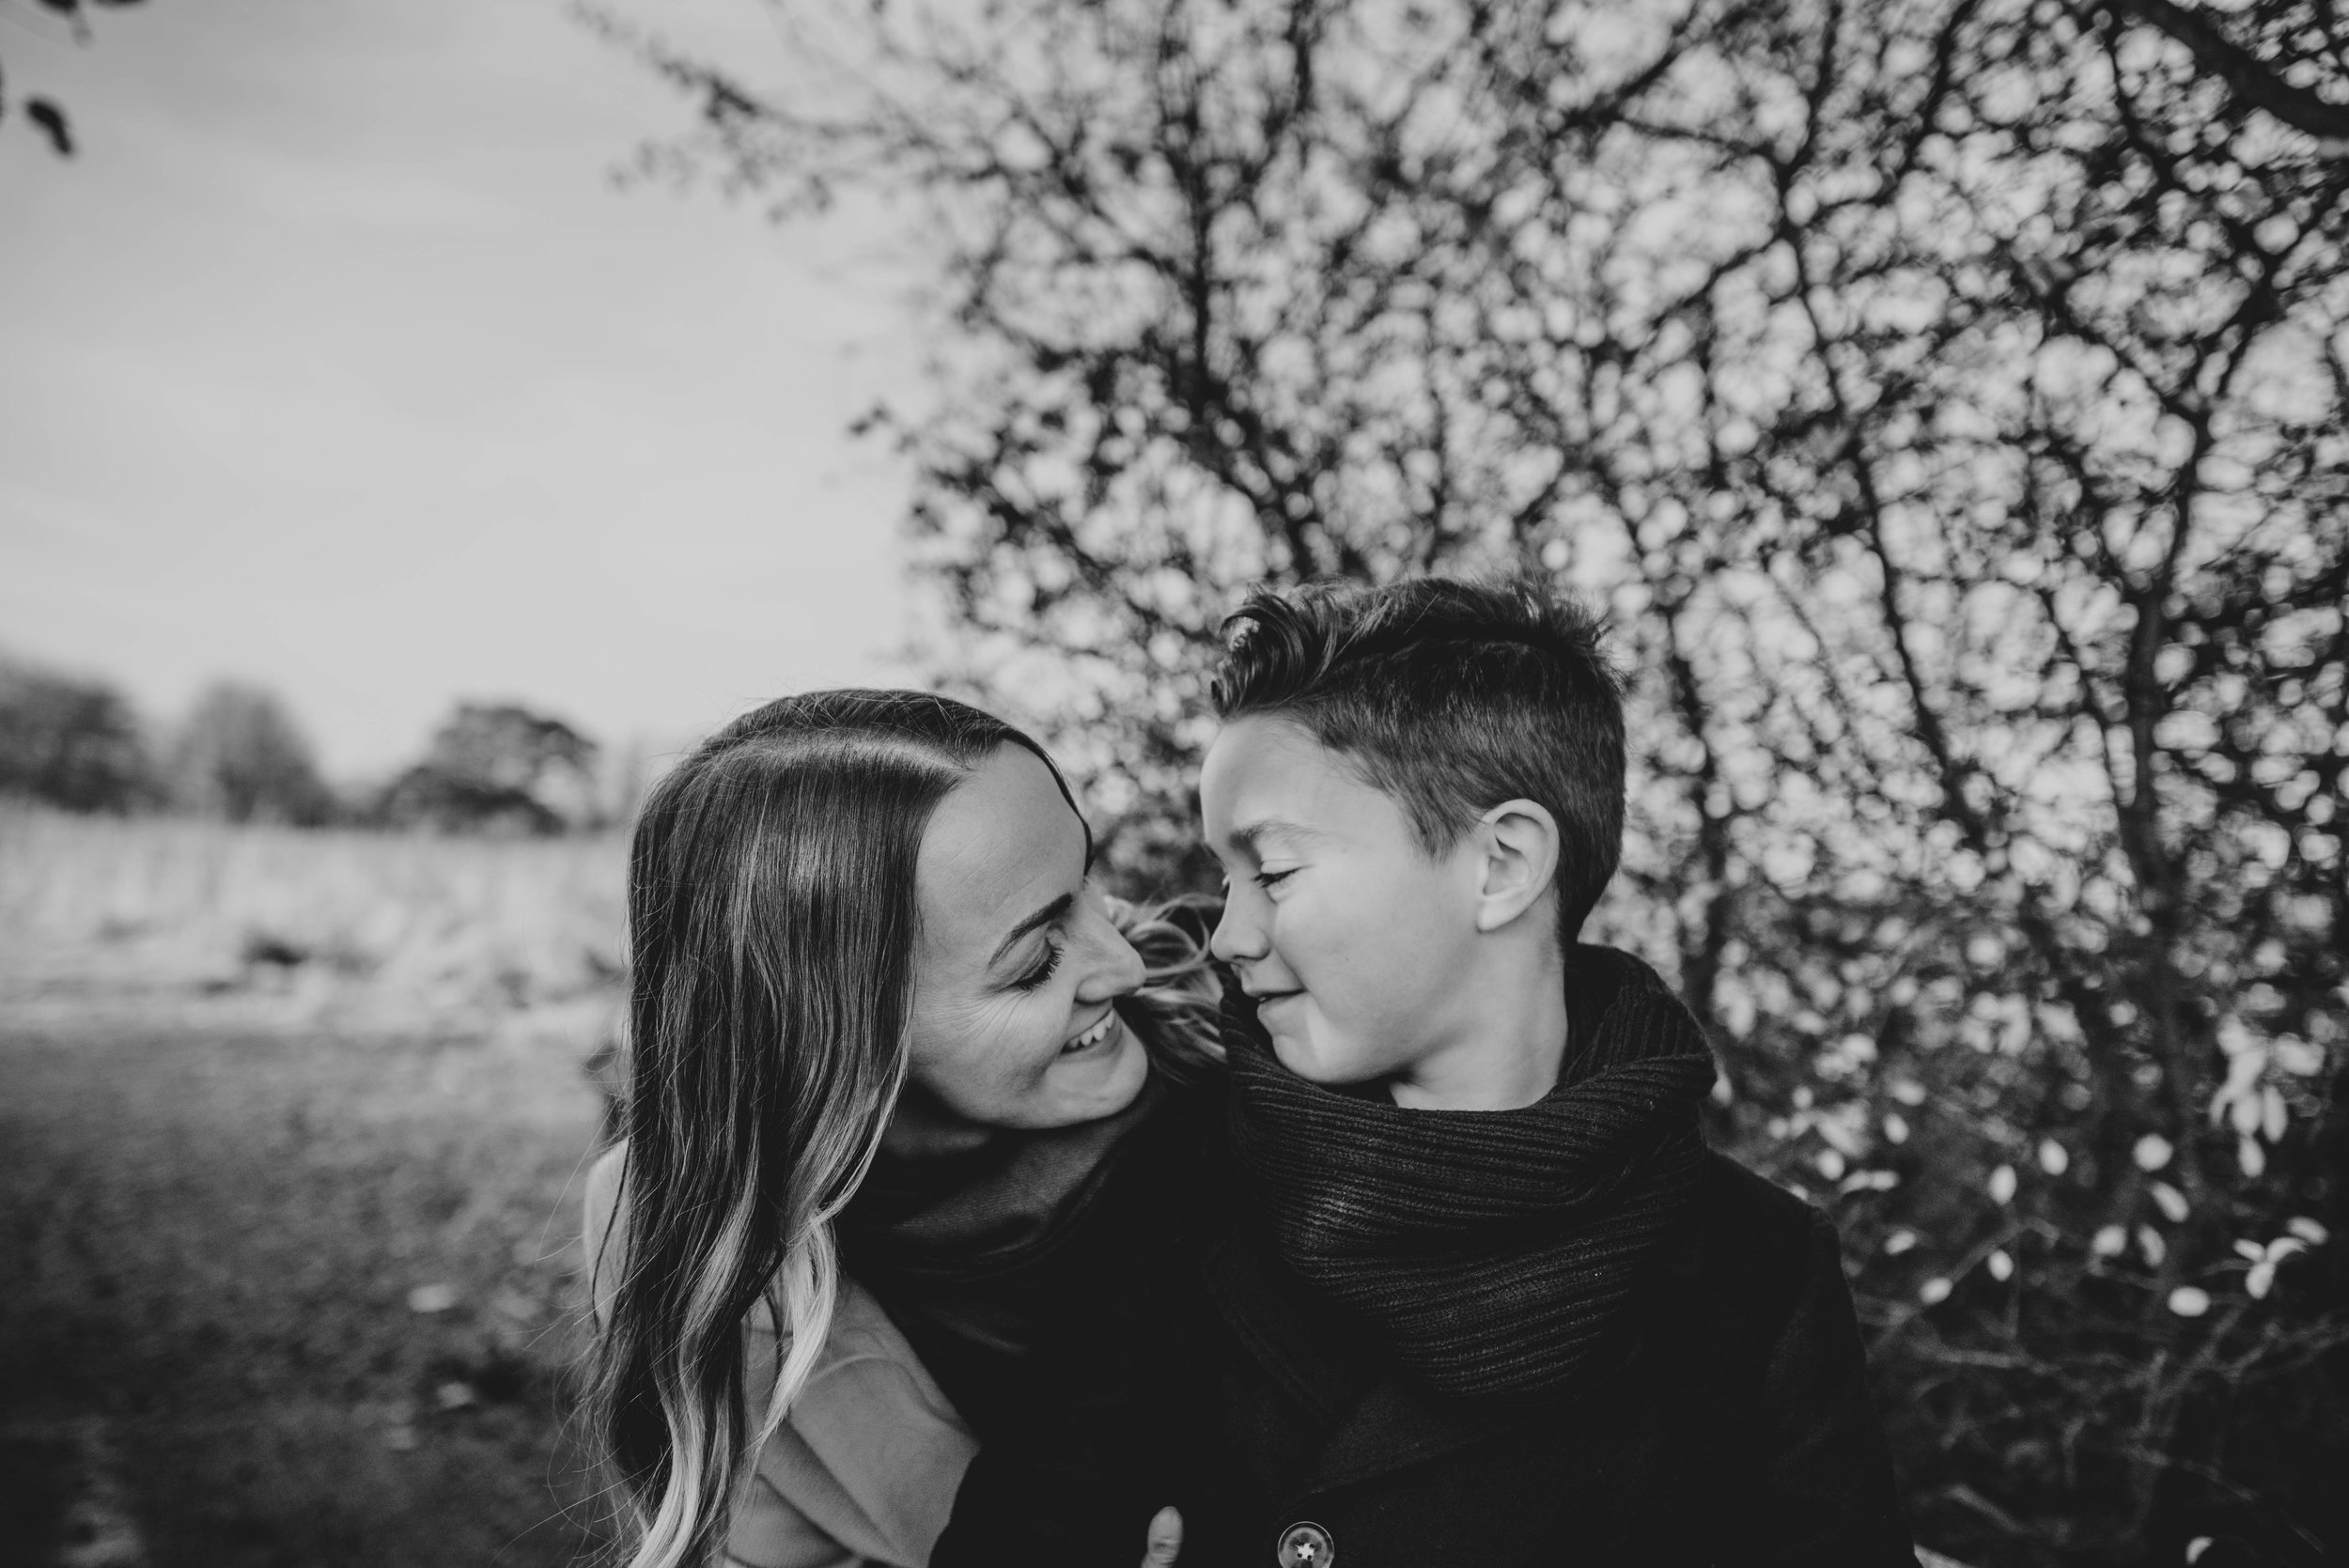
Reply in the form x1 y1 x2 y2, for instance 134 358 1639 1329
1265 1028 1387 1090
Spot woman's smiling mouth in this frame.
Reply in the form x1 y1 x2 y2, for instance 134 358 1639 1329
1061 1011 1121 1056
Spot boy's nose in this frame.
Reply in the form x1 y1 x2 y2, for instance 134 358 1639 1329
1209 893 1266 964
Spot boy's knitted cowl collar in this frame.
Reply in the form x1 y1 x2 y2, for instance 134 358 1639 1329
1223 944 1718 1401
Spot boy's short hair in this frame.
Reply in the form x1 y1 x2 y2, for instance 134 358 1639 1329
1209 575 1626 940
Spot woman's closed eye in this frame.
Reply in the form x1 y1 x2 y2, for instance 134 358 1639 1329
1255 866 1298 889
1009 937 1066 992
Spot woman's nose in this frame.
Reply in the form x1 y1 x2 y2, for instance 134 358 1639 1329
1076 910 1147 1000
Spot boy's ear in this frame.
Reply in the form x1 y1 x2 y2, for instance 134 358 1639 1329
1471 800 1561 934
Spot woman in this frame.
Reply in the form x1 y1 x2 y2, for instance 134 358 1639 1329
582 690 1217 1568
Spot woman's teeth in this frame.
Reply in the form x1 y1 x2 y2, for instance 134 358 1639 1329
1062 1014 1117 1055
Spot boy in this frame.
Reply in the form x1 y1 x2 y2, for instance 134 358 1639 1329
1182 576 1916 1567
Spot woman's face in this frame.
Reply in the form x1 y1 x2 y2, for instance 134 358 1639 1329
896 744 1149 1142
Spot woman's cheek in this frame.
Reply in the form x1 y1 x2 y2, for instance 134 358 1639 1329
988 994 1067 1087
932 998 1029 1101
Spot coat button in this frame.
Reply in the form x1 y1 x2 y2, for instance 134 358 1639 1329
1275 1521 1334 1568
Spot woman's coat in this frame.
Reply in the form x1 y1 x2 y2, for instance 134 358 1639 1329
582 1147 978 1568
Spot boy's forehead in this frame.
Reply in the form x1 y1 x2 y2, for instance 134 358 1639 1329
1203 714 1371 838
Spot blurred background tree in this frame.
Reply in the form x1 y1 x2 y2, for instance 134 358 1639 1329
1 0 148 158
595 0 2348 1560
376 701 601 836
167 679 335 826
0 651 155 812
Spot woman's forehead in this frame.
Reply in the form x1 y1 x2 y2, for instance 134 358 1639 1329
917 747 1086 944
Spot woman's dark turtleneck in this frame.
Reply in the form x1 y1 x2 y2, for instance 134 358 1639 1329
844 1069 1168 1358
838 1066 1214 1568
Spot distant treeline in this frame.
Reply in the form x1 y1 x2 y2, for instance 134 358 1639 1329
0 652 618 834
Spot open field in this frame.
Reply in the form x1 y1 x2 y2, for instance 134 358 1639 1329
0 810 627 1023
1 810 626 1568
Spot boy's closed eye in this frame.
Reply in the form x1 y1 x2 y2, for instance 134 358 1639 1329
1218 865 1299 898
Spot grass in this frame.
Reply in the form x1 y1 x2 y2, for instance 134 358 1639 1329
0 807 626 1017
0 809 626 1568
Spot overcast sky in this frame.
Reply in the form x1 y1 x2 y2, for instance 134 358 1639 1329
1 0 926 778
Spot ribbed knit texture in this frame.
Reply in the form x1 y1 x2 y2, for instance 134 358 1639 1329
1225 944 1718 1400
841 1069 1168 1359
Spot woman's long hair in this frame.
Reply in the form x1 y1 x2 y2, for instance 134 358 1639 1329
587 689 1067 1568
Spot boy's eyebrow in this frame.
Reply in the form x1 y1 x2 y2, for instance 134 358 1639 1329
990 891 1076 967
1229 818 1315 855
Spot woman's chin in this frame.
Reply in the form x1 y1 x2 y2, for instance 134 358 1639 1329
1035 1015 1150 1125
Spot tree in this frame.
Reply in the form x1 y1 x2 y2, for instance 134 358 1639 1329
599 0 2349 1560
0 652 153 812
168 679 335 826
1 0 148 158
377 702 600 835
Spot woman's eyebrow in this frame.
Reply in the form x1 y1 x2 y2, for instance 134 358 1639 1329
989 892 1075 968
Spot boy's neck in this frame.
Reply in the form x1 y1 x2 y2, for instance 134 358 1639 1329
1387 943 1573 1112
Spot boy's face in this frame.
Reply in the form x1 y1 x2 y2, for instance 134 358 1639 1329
1200 714 1487 1089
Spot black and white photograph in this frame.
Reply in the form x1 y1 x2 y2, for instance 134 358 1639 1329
3 1 2343 1565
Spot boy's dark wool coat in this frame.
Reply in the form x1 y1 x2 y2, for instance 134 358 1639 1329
1171 1143 1921 1568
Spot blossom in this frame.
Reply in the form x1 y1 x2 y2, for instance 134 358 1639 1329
2244 1237 2309 1300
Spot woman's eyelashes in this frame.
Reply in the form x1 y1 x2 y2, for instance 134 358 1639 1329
1009 936 1066 992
